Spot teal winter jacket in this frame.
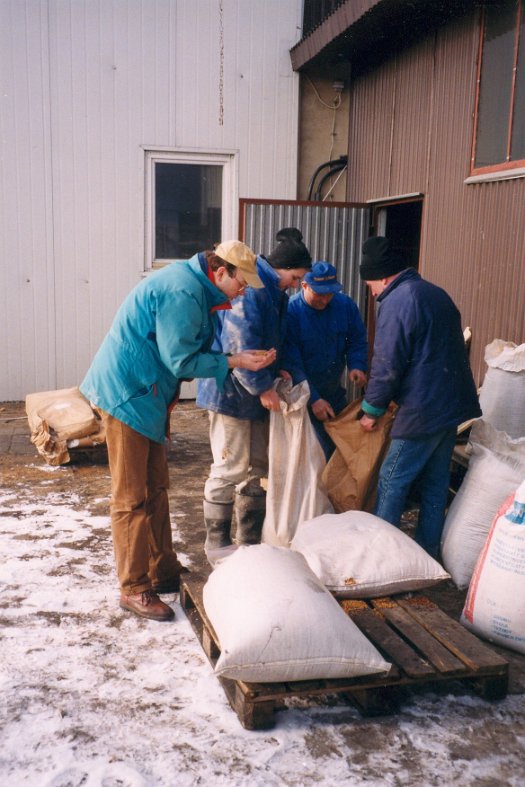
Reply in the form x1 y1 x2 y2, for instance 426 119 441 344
80 254 230 443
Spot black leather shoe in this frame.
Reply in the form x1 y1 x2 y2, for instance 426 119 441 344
152 567 190 594
120 590 175 621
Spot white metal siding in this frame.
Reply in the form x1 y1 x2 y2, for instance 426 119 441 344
0 0 302 401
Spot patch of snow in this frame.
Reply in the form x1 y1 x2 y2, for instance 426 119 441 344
1 488 524 787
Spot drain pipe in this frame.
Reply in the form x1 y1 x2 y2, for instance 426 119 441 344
307 155 348 201
314 159 348 201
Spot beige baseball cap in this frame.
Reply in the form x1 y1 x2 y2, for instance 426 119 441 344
214 240 264 289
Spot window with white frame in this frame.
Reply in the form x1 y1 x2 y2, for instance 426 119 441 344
145 150 237 268
472 0 525 174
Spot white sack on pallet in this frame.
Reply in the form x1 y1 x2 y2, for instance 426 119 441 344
441 419 525 589
478 339 525 438
461 479 525 655
291 510 449 598
262 379 333 547
203 544 391 683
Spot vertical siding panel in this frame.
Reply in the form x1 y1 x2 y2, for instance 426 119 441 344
390 41 433 196
348 65 395 200
1 0 303 399
0 0 55 399
346 9 525 384
242 200 369 315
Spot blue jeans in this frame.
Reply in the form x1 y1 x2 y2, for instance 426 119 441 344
374 426 457 558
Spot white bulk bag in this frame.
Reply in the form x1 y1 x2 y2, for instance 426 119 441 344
441 419 525 589
203 544 391 683
461 479 525 654
262 379 333 547
478 339 525 437
291 511 449 598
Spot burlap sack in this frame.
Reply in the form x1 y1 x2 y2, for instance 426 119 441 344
322 399 396 513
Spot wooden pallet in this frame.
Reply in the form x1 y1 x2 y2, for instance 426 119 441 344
180 576 509 730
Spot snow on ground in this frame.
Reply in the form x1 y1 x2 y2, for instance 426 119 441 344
1 485 525 787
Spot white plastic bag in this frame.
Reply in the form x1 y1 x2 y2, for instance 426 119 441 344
292 511 449 598
478 339 525 437
262 379 333 546
461 479 525 654
441 419 525 589
203 544 391 682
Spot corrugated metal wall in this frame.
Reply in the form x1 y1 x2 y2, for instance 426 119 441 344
346 10 525 383
0 0 303 401
240 199 369 314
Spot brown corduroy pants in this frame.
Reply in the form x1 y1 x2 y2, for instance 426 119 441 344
102 411 182 593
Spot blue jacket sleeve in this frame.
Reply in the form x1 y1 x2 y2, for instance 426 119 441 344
364 294 414 411
345 300 368 372
282 306 322 403
219 289 276 395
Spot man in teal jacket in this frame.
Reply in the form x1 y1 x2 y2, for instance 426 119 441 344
80 241 275 621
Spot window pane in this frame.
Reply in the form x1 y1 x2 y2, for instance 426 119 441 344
475 2 517 167
155 163 222 259
511 0 525 160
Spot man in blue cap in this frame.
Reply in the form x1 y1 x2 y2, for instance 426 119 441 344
282 261 368 458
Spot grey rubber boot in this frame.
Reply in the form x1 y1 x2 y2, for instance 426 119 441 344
203 499 234 566
234 492 266 546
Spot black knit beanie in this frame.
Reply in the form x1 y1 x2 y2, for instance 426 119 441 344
359 236 406 280
266 227 312 270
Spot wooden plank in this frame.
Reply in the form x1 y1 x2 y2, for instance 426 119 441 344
182 577 220 643
371 599 467 676
219 677 275 730
347 607 431 679
345 685 402 717
398 599 509 675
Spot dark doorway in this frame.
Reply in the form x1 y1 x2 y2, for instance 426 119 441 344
373 199 422 270
364 198 423 359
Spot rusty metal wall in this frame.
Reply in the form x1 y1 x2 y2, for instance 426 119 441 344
345 10 525 384
240 199 370 316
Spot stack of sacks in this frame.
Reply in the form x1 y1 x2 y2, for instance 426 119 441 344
461 478 525 655
478 340 525 438
441 419 525 589
26 387 105 466
291 511 449 598
203 544 391 683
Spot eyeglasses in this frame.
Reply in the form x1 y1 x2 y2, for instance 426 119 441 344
234 273 248 291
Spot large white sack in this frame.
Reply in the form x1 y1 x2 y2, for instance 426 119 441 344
291 511 449 598
478 339 525 437
203 544 391 682
441 419 525 589
461 479 525 654
262 379 333 547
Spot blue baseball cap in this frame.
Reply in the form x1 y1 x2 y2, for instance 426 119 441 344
304 261 343 294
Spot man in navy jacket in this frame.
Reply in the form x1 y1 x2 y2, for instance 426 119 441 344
283 261 368 458
359 236 481 558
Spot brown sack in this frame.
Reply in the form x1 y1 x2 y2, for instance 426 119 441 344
25 387 103 465
322 399 396 513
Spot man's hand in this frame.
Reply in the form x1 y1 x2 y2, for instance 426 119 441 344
228 348 276 371
278 369 292 381
348 369 367 387
260 388 281 412
360 414 377 432
311 398 335 422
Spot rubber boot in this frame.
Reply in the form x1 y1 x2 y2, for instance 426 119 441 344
203 499 235 566
234 492 266 546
